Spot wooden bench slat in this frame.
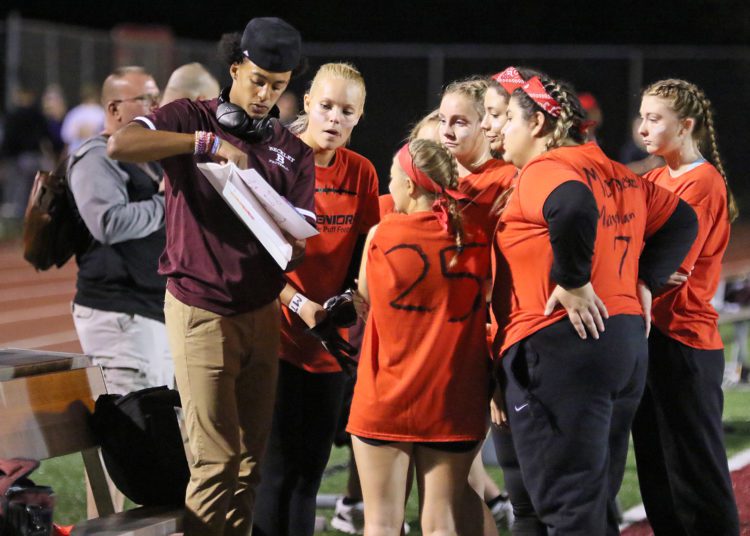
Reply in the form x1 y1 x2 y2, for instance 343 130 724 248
0 367 106 460
0 348 91 380
71 506 183 536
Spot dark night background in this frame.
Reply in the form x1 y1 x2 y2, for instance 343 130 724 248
2 0 749 207
3 0 750 45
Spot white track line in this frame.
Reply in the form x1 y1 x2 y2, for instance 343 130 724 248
620 446 750 529
0 281 74 303
0 271 73 285
0 303 71 324
1 330 79 349
728 448 750 471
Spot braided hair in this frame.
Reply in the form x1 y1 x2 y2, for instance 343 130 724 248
644 79 738 222
511 74 587 149
409 139 465 262
442 77 489 119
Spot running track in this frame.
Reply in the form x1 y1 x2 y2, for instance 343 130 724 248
0 239 81 354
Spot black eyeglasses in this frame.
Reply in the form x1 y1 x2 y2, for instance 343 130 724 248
112 94 160 106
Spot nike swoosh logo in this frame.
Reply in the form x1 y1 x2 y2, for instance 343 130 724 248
514 403 529 412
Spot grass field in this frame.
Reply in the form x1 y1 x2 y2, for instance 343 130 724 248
34 387 750 533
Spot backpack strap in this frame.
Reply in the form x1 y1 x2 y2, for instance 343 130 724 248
69 135 108 170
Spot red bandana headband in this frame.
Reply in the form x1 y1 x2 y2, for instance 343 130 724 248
491 66 526 94
521 76 561 117
396 143 469 231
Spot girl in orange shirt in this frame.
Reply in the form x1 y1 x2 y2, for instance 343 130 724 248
492 72 696 534
253 63 380 536
349 139 490 536
481 66 548 535
439 78 516 236
440 77 520 534
631 79 740 535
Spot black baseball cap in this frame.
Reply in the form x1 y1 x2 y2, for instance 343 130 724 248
241 17 301 73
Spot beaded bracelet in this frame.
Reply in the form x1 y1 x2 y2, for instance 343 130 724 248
194 131 221 155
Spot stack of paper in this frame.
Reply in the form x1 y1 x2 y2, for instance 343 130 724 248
198 162 318 269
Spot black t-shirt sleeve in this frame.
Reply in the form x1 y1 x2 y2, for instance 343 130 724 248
542 180 598 289
638 199 698 290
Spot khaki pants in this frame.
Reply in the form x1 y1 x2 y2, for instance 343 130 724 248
165 291 280 536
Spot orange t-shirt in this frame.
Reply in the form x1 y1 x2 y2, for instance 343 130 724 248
492 142 680 356
347 212 491 442
281 147 380 372
459 159 517 237
379 193 395 218
645 162 729 349
459 159 517 345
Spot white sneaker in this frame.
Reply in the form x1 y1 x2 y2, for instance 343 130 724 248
331 497 365 534
489 494 514 530
330 497 410 535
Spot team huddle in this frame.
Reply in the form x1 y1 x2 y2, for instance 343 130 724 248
99 16 739 536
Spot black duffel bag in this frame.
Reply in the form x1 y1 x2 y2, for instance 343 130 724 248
89 386 189 507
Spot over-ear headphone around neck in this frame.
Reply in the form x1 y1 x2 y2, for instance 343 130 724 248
215 87 279 143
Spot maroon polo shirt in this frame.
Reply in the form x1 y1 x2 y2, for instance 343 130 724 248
134 98 315 315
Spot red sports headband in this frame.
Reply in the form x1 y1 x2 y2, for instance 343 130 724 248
397 143 442 195
396 143 469 231
491 66 526 94
521 77 561 117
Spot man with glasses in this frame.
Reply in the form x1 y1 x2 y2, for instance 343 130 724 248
69 66 172 406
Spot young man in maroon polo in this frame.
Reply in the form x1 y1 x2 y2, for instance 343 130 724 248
108 17 314 536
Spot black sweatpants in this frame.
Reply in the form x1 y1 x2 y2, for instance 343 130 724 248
253 359 347 536
631 327 739 536
502 315 647 535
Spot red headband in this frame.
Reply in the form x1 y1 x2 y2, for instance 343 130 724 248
396 143 469 231
521 77 561 117
491 66 525 94
397 143 442 195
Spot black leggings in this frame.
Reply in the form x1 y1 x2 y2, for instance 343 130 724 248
253 360 347 536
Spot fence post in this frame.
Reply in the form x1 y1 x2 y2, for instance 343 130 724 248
4 11 21 110
45 29 59 86
628 48 644 121
427 46 445 109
